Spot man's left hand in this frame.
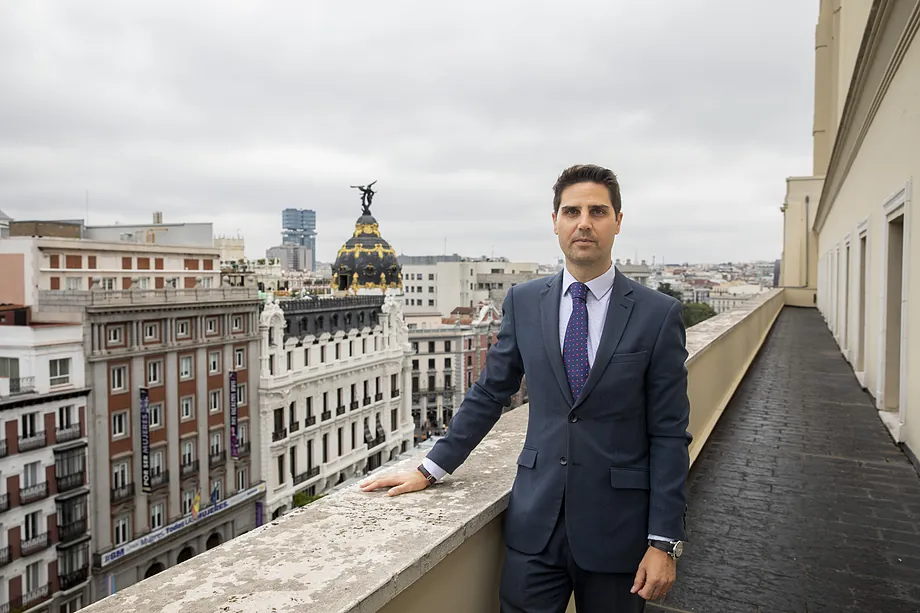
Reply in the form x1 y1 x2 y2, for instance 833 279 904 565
631 547 676 601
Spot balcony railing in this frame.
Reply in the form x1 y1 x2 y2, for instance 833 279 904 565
20 481 48 504
238 442 251 456
0 439 5 457
293 466 320 485
391 389 400 398
321 411 331 421
272 428 287 442
110 482 135 503
21 532 49 555
59 518 87 543
0 493 7 513
18 431 47 452
38 287 257 307
59 566 89 591
21 584 50 610
350 401 359 410
0 547 9 567
337 405 346 415
56 423 83 443
150 469 169 489
305 415 316 427
8 376 36 395
180 460 199 477
375 392 384 402
209 450 226 467
290 421 300 433
56 472 85 493
367 435 386 449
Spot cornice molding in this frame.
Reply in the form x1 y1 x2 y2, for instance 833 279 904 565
815 0 920 232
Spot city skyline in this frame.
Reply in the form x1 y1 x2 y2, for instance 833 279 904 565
0 1 816 266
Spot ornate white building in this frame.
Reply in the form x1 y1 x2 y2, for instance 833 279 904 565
258 292 415 518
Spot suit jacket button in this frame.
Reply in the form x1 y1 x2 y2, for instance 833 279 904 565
560 457 568 466
569 415 578 423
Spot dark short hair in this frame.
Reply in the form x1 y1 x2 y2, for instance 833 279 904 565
552 164 621 216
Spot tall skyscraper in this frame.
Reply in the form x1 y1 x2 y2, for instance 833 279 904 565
281 208 317 271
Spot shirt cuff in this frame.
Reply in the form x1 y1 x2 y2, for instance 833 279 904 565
648 534 677 542
422 457 448 481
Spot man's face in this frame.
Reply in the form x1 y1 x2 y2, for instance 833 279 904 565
552 181 622 267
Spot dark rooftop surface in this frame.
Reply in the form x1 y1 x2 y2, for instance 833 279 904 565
652 307 920 613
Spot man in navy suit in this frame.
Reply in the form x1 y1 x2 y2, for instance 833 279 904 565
361 164 691 612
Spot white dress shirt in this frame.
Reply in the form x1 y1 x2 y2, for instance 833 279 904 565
422 264 675 543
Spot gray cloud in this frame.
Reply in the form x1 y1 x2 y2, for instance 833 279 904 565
0 0 817 264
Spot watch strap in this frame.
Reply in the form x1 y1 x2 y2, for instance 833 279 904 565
417 463 437 485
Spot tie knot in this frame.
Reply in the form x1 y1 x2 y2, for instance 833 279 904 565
569 282 588 302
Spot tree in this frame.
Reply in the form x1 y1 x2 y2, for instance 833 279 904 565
293 491 326 508
681 302 717 328
657 283 683 302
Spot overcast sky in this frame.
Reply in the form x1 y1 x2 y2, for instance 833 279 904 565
0 1 817 265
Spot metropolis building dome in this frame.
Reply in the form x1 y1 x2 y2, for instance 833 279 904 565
332 181 402 293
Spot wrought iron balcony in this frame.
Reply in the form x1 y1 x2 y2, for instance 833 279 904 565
364 396 372 406
367 435 386 449
0 547 9 567
337 405 346 415
0 439 6 458
321 411 331 421
59 518 87 543
110 482 135 503
209 450 226 467
290 421 300 433
18 431 47 452
272 428 287 442
375 393 384 402
56 423 82 443
59 565 89 591
21 531 49 555
56 472 85 493
21 584 50 610
350 401 359 410
8 376 35 395
180 459 199 477
0 493 7 513
305 415 316 427
20 481 48 504
238 441 251 456
150 469 169 489
391 389 400 398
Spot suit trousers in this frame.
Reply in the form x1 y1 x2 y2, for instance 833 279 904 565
499 502 646 613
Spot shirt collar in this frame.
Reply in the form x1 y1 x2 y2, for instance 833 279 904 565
562 263 615 301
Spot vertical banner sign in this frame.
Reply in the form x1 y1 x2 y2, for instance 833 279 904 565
229 370 239 459
140 387 151 493
256 501 263 527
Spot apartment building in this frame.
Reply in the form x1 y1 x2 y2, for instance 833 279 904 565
0 236 264 602
259 294 414 518
0 305 90 613
398 255 541 316
780 2 920 457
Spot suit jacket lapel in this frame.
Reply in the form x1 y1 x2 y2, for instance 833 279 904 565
540 272 575 407
573 268 635 410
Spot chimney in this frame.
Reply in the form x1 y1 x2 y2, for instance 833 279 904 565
153 212 163 224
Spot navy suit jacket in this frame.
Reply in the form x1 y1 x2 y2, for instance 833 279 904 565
426 267 692 573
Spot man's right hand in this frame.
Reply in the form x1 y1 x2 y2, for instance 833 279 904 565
359 469 431 496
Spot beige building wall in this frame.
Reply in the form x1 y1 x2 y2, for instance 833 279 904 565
811 1 920 456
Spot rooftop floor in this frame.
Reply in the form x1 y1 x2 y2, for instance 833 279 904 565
657 308 920 613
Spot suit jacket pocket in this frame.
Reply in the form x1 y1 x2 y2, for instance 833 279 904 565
517 447 538 469
608 350 648 365
610 467 650 489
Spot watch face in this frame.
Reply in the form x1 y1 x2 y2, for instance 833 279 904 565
673 541 684 558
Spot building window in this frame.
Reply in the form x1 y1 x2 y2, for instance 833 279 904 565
276 455 285 484
66 277 82 291
149 403 163 428
181 440 195 465
177 320 190 338
335 343 340 360
150 502 165 530
151 449 164 475
238 383 248 407
107 325 124 346
49 358 71 386
22 461 40 488
112 461 129 488
101 277 116 290
428 358 435 369
322 434 328 463
412 359 418 370
304 347 310 367
114 515 131 545
24 511 42 542
286 351 293 371
210 431 222 454
209 351 221 374
112 411 128 439
182 489 195 515
180 356 193 379
445 341 451 352
337 427 343 457
351 422 356 449
180 396 194 420
111 365 127 392
239 423 248 445
61 596 84 613
428 300 435 306
206 317 218 334
391 409 398 432
58 404 76 429
209 389 222 413
232 316 243 332
235 348 246 369
428 341 435 353
237 468 248 491
320 346 326 363
144 323 159 340
147 360 162 385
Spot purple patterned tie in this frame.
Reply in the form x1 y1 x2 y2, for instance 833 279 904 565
563 282 590 399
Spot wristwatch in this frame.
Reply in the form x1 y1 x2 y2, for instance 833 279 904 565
648 539 684 560
417 464 437 485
